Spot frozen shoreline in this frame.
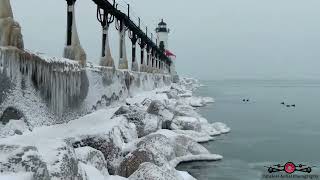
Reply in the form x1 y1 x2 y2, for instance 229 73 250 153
0 77 230 180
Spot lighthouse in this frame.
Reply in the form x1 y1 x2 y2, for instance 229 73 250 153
156 19 177 75
156 19 169 49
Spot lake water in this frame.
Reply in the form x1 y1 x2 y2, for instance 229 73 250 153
177 80 320 180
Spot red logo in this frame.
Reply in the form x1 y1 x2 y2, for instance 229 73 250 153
284 162 296 174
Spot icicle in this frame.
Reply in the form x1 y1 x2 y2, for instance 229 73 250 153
0 47 86 116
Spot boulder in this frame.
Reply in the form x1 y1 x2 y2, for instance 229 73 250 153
71 135 122 175
171 116 201 132
113 106 131 116
75 146 109 176
0 119 30 138
45 142 85 180
0 145 50 180
147 100 174 129
128 163 181 180
136 134 175 164
118 149 155 178
124 111 161 138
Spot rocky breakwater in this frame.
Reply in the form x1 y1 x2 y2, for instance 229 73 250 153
0 78 230 180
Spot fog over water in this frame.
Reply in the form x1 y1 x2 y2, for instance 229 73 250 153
11 0 320 80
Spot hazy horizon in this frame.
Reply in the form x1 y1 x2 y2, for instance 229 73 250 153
11 0 320 80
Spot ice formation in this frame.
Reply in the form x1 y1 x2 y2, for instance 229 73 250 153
0 47 87 116
118 21 128 69
63 2 86 66
0 0 23 49
99 25 115 68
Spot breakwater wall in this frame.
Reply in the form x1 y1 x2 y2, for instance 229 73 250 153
0 47 172 127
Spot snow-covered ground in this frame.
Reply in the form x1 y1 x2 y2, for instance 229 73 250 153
0 77 230 180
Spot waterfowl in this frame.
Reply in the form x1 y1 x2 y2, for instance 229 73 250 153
291 104 296 107
281 102 285 105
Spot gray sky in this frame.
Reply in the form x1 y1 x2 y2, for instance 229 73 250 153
11 0 320 80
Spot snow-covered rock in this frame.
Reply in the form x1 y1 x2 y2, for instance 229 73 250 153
0 119 30 138
42 141 86 180
121 109 162 138
172 130 214 143
118 148 156 177
212 122 231 134
185 96 215 107
75 146 109 176
0 145 50 180
128 162 193 180
171 116 201 132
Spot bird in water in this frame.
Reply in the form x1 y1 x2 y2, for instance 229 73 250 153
291 104 296 107
286 105 291 107
281 102 285 105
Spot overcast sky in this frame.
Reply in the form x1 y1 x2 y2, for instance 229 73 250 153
11 0 320 80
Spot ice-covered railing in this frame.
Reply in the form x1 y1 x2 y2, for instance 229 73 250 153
115 0 156 42
0 47 88 116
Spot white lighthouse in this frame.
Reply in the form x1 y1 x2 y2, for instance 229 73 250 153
156 19 169 49
156 19 177 76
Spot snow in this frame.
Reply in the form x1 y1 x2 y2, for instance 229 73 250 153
26 49 80 65
0 172 33 180
176 171 197 180
169 154 223 168
0 108 120 145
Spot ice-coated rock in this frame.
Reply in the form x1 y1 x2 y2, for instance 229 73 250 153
43 141 86 180
212 122 231 134
171 116 201 132
154 130 222 167
72 134 123 175
147 100 174 120
165 89 179 99
0 119 30 138
0 145 50 180
75 146 109 176
173 104 199 118
172 130 214 143
136 134 175 165
114 106 131 116
123 110 162 138
128 163 182 180
118 148 155 177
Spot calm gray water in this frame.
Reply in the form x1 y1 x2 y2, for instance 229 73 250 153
177 80 320 180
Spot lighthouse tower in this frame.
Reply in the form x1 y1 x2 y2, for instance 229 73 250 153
156 19 177 75
156 19 169 49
